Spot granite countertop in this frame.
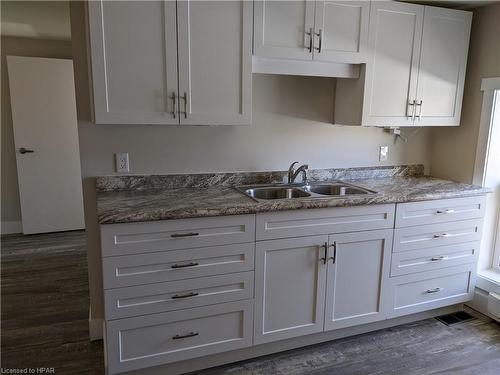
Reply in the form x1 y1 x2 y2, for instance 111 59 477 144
96 170 489 224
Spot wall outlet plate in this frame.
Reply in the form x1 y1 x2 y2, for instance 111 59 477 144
115 153 129 173
379 146 388 162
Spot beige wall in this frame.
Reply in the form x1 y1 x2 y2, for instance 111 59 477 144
1 36 72 226
69 2 433 319
430 2 500 182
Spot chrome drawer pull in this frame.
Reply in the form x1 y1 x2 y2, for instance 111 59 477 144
436 209 455 215
171 232 199 238
430 256 447 262
433 233 451 239
171 262 199 269
172 332 199 340
172 292 199 299
425 287 443 294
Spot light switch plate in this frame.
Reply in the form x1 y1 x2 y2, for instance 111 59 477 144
379 146 388 162
115 153 129 173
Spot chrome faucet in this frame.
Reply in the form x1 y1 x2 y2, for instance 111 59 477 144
287 161 309 184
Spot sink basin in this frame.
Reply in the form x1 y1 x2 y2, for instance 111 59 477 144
244 187 310 200
304 184 373 196
236 182 376 201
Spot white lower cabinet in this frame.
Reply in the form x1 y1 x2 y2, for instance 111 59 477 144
324 229 393 330
101 198 485 373
106 300 253 374
254 236 328 344
387 265 475 318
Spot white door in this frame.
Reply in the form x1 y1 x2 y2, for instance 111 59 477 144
415 6 472 126
363 1 424 127
253 0 315 61
7 56 85 234
176 0 252 125
87 1 178 125
324 230 392 330
313 1 370 63
254 236 328 344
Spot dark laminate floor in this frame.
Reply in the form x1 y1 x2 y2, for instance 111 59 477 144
2 231 500 375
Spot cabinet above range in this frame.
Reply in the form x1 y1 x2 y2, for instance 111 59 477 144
87 0 251 125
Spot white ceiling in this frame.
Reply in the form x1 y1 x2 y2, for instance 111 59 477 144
1 1 71 41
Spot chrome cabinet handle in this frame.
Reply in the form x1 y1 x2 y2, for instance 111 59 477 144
172 332 199 340
171 232 199 238
19 147 34 154
329 242 337 264
171 262 199 269
314 29 322 53
416 100 423 120
425 287 443 294
320 242 328 264
430 256 447 262
436 209 455 215
407 100 416 120
172 292 199 299
171 92 177 119
305 28 313 53
181 92 188 118
433 233 451 239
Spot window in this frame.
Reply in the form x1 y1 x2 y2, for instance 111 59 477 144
474 82 500 273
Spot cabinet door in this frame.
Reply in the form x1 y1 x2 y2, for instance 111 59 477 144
254 236 328 344
176 0 252 125
254 0 315 61
415 6 472 126
313 1 370 63
362 1 423 127
88 1 178 124
324 229 392 331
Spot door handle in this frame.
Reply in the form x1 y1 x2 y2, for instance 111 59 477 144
314 29 322 53
320 242 328 264
305 28 313 53
329 242 337 263
171 92 177 119
19 147 34 154
181 92 188 119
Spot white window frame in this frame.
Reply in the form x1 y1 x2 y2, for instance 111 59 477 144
473 77 500 274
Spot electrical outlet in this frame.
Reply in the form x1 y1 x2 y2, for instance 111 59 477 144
379 146 388 162
115 153 129 173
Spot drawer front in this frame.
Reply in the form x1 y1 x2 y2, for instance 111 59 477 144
395 196 485 228
105 271 254 320
101 214 255 257
102 243 254 289
393 219 482 253
387 265 475 318
106 300 253 374
256 204 395 240
390 241 479 277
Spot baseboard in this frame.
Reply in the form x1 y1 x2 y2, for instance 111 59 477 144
1 220 22 235
467 286 500 322
89 309 103 341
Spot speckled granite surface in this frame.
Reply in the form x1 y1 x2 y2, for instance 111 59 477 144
96 165 489 224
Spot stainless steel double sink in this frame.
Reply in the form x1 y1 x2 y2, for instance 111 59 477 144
236 182 377 201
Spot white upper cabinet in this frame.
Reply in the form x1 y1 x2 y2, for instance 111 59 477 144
253 0 315 61
415 6 472 126
335 1 471 127
177 1 252 125
88 1 252 125
313 1 370 63
253 0 369 75
363 1 424 127
88 1 178 125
